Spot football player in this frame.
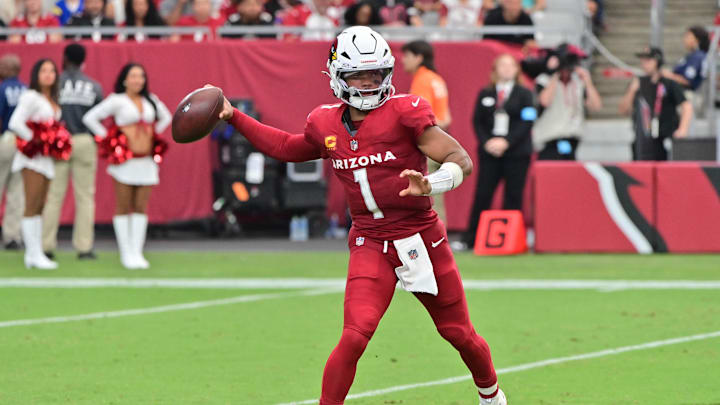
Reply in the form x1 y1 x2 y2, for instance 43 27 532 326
210 26 506 405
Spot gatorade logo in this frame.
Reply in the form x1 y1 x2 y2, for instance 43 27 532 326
485 218 508 248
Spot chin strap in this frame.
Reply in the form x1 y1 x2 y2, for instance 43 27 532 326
423 162 464 196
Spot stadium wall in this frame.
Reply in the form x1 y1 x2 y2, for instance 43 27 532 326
534 162 720 253
0 40 523 229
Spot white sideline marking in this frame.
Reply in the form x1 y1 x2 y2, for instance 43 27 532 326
280 330 720 405
0 289 341 329
2 278 720 291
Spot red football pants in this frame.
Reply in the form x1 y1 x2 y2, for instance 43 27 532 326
319 220 497 405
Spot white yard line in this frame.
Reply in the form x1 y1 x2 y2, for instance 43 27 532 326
279 330 720 405
0 289 341 329
2 278 720 291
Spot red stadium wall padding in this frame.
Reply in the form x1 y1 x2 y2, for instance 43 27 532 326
655 163 720 253
534 162 656 253
0 40 520 228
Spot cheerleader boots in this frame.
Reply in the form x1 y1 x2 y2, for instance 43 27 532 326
129 213 150 269
113 215 138 269
22 216 58 270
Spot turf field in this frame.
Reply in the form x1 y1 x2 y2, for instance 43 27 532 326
1 250 719 404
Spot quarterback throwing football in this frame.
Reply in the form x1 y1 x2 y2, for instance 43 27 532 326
212 26 506 405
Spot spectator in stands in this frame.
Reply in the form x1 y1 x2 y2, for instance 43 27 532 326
0 0 20 26
0 19 7 41
522 0 544 14
402 40 451 223
325 0 353 24
302 0 339 41
0 54 26 251
590 0 604 31
664 26 709 92
54 0 85 25
344 1 382 26
533 44 602 160
262 0 284 21
482 0 534 47
224 0 274 39
586 0 600 33
279 0 311 26
9 0 62 43
456 53 534 251
42 44 103 261
170 0 223 41
619 47 692 161
440 0 483 29
380 0 412 26
159 0 221 26
105 0 126 24
124 0 166 41
66 0 116 41
408 0 443 26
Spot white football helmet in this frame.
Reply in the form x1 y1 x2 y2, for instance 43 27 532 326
326 26 395 111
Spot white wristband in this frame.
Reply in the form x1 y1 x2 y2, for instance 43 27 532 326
424 162 464 195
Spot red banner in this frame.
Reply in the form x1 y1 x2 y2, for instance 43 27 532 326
535 162 656 253
534 161 720 253
655 163 720 253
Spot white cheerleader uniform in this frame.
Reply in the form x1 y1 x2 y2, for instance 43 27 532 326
82 93 171 186
8 90 59 179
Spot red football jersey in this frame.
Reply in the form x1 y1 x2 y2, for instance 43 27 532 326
304 94 439 241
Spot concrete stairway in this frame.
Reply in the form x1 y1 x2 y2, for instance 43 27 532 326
589 0 716 120
576 0 717 162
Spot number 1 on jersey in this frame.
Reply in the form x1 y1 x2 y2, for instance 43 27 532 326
353 168 384 219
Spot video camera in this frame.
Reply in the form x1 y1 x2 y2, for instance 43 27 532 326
520 43 587 79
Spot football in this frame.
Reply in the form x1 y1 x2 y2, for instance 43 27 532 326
172 87 225 144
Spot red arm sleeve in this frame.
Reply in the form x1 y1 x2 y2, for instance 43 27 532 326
228 108 322 163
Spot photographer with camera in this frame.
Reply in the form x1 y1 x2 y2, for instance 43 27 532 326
618 47 692 161
528 44 602 160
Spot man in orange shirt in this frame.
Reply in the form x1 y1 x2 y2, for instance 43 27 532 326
402 40 452 222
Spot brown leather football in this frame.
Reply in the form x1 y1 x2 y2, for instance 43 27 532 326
172 87 224 144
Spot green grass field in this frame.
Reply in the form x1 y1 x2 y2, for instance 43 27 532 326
1 250 719 404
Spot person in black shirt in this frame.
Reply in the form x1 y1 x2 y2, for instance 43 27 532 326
65 0 116 40
224 0 274 39
619 47 692 161
456 54 536 251
483 0 534 47
124 0 167 41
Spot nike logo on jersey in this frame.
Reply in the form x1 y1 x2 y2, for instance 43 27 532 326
431 237 445 248
331 151 397 170
412 98 420 107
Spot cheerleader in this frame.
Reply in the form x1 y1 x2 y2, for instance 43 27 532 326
9 58 72 269
82 63 170 269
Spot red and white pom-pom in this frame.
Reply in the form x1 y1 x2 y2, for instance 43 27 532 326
97 126 132 164
97 125 168 164
18 120 72 160
151 136 169 164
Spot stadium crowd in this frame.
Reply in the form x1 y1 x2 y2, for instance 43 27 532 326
0 0 607 43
